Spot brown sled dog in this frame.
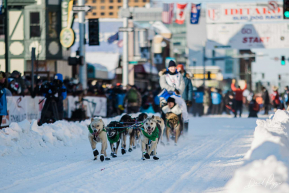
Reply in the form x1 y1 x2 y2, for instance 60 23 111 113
165 113 182 145
88 118 110 161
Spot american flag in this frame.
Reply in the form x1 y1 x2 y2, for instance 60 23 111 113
162 3 174 24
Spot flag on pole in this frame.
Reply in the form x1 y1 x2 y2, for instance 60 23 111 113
175 3 187 24
190 4 201 24
117 39 123 48
162 3 174 24
107 32 119 44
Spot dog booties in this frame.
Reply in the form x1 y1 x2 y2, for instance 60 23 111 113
142 126 159 141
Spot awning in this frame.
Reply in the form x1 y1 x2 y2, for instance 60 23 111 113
86 52 119 79
87 63 109 79
134 63 158 75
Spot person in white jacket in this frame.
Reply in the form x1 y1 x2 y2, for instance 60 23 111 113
159 61 185 95
162 97 182 116
159 60 188 122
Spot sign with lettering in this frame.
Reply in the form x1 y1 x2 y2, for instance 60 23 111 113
206 23 289 49
206 3 283 23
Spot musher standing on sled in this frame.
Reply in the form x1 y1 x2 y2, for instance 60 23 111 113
158 60 189 131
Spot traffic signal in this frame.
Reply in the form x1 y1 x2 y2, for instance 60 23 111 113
284 0 289 19
207 71 211 80
68 56 83 66
281 56 286 65
88 19 99 46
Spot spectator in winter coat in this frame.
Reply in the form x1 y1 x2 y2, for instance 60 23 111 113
224 91 231 115
231 79 247 117
10 70 28 95
177 64 193 107
193 87 204 117
123 85 142 113
248 95 260 118
211 88 222 115
282 86 289 109
262 86 270 115
159 60 185 95
272 86 281 111
0 72 8 127
225 92 236 114
218 89 224 114
203 88 211 115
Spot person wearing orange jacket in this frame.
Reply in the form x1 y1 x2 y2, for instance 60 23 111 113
231 79 247 118
272 86 281 111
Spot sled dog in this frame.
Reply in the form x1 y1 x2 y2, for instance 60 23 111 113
88 118 110 161
141 117 162 160
119 114 135 154
165 113 182 145
106 121 124 158
152 115 165 145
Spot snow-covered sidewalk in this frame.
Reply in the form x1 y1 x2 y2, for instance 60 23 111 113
0 116 257 193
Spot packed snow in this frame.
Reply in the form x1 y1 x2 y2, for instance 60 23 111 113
0 112 287 193
225 110 289 193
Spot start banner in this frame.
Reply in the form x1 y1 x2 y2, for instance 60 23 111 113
206 23 289 49
206 3 283 23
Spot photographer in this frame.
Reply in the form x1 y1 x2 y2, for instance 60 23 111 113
38 73 67 126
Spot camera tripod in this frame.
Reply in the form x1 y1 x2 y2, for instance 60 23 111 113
38 98 60 126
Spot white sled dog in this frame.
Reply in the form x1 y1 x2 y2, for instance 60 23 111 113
88 118 110 162
141 117 162 160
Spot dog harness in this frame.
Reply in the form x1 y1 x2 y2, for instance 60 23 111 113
107 132 121 144
88 125 106 136
142 126 159 141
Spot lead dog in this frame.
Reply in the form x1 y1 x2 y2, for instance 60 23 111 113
141 117 162 160
88 118 110 161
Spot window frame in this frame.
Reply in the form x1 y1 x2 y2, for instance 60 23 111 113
30 12 41 38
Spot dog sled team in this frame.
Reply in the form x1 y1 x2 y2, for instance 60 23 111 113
88 60 190 161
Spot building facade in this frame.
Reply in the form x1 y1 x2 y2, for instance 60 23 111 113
85 0 150 19
0 0 72 78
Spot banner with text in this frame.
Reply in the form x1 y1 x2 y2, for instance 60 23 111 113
206 3 283 23
206 23 289 49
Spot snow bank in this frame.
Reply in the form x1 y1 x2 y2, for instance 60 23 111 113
225 110 289 192
0 113 158 157
0 119 88 156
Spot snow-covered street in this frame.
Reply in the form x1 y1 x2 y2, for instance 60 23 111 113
0 117 260 193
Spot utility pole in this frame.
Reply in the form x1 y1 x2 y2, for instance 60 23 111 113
31 48 35 93
202 46 206 88
4 0 8 72
122 0 129 86
78 0 87 90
